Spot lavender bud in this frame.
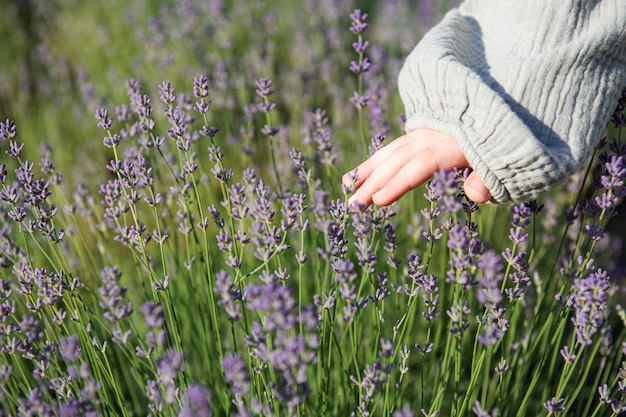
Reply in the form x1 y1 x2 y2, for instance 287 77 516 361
95 108 113 130
179 384 212 417
543 397 565 413
59 334 82 362
193 75 210 99
349 9 369 35
0 118 17 140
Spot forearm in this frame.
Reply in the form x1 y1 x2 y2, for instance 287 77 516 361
399 0 626 202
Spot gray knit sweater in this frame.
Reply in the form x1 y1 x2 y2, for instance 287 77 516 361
398 0 626 203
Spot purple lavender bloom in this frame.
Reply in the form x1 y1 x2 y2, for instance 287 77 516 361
159 81 176 105
477 308 509 346
157 349 185 382
446 223 482 286
560 345 577 363
0 118 17 140
193 75 210 99
355 236 377 269
447 300 471 337
95 108 113 131
421 274 440 322
223 352 250 399
140 301 164 329
352 38 369 54
7 139 24 158
392 406 415 417
0 163 7 184
255 78 274 98
472 401 491 417
495 359 509 375
255 78 277 115
476 250 504 306
543 397 565 413
598 384 612 404
585 222 606 241
280 193 307 232
369 132 386 156
178 384 212 417
308 108 336 166
568 268 610 345
214 270 242 321
59 334 82 362
351 359 391 414
350 91 371 109
146 349 185 412
349 9 369 35
349 57 371 75
243 271 318 412
98 266 133 324
244 279 297 331
17 388 54 417
424 169 463 214
20 314 43 344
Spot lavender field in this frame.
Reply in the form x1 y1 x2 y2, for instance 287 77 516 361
1 0 626 416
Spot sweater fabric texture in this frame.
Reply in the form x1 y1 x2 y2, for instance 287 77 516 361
398 0 626 202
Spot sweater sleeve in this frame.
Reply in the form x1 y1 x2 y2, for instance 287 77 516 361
398 0 626 203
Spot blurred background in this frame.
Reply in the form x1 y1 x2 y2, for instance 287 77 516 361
0 0 456 178
1 0 623 267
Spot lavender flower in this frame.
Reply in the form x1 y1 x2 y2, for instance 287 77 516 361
472 401 493 417
476 250 504 307
59 334 82 362
98 266 133 324
446 223 481 286
425 169 464 214
351 359 391 414
147 349 185 413
255 78 276 114
560 345 576 363
447 300 471 338
0 118 17 140
349 9 369 35
543 397 565 413
179 384 212 417
308 108 336 166
477 308 508 346
243 273 318 412
138 301 167 358
214 270 242 321
223 352 250 400
17 389 54 417
568 268 610 345
392 406 415 417
421 273 439 322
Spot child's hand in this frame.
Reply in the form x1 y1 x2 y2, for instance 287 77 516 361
342 128 492 210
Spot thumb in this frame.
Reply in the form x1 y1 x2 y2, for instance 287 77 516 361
464 171 492 203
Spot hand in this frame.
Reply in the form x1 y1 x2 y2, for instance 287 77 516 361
342 128 492 210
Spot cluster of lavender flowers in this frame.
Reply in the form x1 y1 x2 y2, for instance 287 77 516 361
1 1 626 417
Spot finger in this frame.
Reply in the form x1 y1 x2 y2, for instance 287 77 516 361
342 129 440 189
463 171 492 203
371 136 469 206
371 151 440 206
341 134 412 189
347 144 419 209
